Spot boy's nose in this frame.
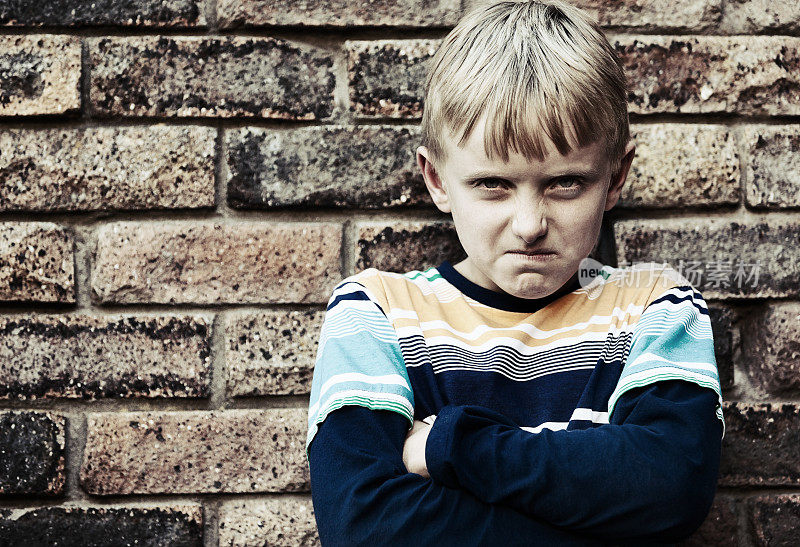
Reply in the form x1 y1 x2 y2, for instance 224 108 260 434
511 203 548 244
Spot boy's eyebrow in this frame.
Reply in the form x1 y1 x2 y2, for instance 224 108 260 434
461 168 604 183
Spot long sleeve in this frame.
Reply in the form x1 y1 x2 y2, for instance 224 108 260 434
425 380 722 543
424 283 725 543
308 404 608 547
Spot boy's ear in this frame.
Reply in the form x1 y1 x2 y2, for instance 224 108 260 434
416 146 451 214
604 142 636 212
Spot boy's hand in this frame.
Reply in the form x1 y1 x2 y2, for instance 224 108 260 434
402 420 432 478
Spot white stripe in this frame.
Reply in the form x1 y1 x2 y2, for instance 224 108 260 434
570 408 609 423
387 309 420 321
312 389 413 421
391 301 646 341
432 363 597 382
418 330 612 355
326 298 380 314
633 321 712 340
517 408 608 434
380 270 467 302
309 374 411 416
521 422 569 433
627 352 719 374
608 366 722 414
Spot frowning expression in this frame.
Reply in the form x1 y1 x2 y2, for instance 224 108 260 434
417 116 635 299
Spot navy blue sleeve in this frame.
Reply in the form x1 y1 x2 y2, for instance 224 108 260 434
308 405 608 547
425 380 722 543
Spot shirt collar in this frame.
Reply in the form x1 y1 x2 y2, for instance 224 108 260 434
436 260 581 313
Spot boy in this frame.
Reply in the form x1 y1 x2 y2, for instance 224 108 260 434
306 0 724 545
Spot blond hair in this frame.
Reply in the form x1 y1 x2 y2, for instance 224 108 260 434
421 0 629 175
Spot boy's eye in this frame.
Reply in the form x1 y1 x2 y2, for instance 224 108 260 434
552 178 582 191
474 178 507 189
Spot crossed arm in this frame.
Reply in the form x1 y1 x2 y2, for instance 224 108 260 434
308 379 721 546
309 404 607 547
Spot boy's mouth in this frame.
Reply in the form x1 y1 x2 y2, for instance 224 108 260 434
508 249 556 256
507 249 558 262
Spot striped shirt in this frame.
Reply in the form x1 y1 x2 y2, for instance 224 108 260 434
307 260 724 456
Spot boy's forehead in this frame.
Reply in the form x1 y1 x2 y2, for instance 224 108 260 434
441 120 608 178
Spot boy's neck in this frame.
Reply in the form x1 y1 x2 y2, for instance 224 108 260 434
438 260 581 313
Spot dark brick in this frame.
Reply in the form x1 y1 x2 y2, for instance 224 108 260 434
90 36 335 119
218 0 460 27
0 222 75 303
0 0 205 27
748 494 800 546
719 403 800 486
680 495 739 547
0 505 202 546
615 36 800 115
0 411 65 496
347 40 438 118
614 219 800 299
227 125 428 209
355 221 466 273
740 302 800 397
0 314 211 399
708 305 734 390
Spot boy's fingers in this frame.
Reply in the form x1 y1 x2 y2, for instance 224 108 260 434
407 420 427 436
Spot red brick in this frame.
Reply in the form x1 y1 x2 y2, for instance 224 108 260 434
91 221 342 304
740 302 800 397
226 310 324 396
0 0 205 27
355 220 466 273
680 495 739 547
614 218 800 300
226 125 428 209
0 126 215 212
218 498 318 546
81 409 308 494
620 124 739 209
0 35 80 116
742 126 800 209
347 40 438 119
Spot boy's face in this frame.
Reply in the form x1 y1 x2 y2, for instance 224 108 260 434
417 116 635 300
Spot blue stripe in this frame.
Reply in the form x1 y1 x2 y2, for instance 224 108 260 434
647 287 709 316
328 289 386 316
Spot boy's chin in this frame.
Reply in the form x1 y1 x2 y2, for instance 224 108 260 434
500 275 560 299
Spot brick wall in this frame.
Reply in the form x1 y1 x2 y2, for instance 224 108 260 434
0 0 798 545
